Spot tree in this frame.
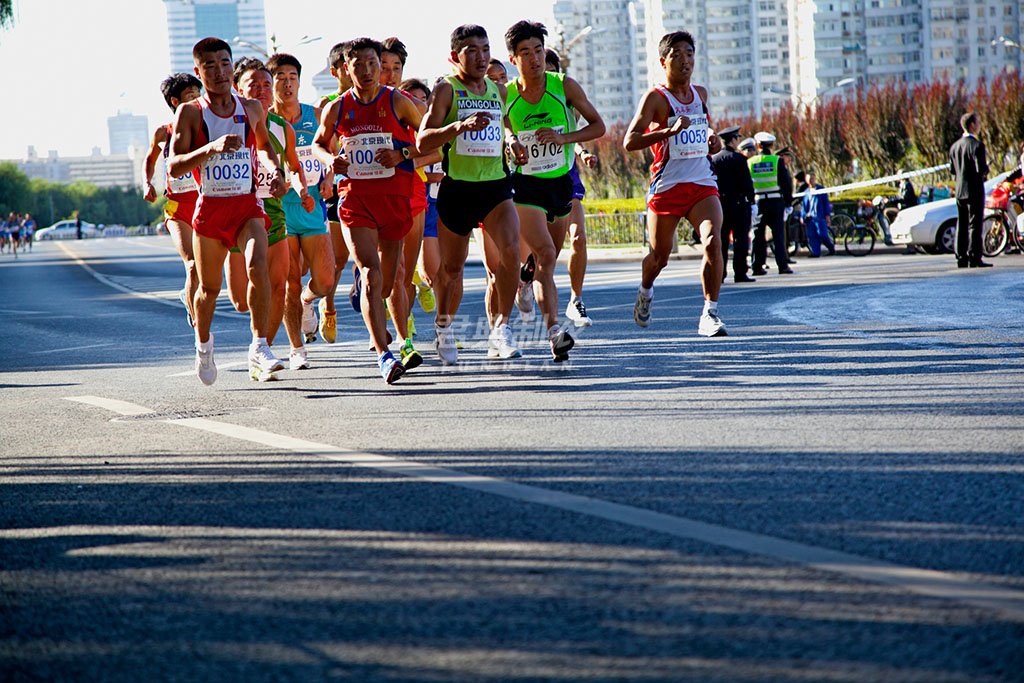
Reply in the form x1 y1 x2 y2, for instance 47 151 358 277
795 99 850 185
0 162 31 216
843 83 911 178
0 0 14 31
903 80 966 168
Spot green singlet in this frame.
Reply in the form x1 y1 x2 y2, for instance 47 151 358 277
441 76 507 183
506 72 576 179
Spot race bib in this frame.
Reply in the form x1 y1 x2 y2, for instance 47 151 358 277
343 133 395 180
455 100 503 157
668 114 709 160
296 145 325 187
255 160 278 199
201 148 253 197
167 171 198 195
517 127 566 176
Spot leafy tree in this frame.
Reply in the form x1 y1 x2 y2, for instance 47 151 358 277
795 99 850 185
843 83 911 178
903 80 966 168
0 0 13 29
0 162 31 215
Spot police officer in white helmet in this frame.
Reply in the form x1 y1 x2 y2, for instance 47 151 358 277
747 131 794 275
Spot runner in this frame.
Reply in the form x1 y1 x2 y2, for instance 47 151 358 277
225 57 301 371
378 37 440 370
21 213 34 252
312 37 427 384
417 24 523 364
168 37 289 385
267 52 334 371
505 20 605 361
315 41 354 345
486 59 508 86
546 47 596 327
7 212 19 259
144 72 203 326
400 78 439 320
0 215 7 253
623 30 727 337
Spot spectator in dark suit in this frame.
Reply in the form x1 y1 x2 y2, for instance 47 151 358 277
949 112 991 268
712 126 757 283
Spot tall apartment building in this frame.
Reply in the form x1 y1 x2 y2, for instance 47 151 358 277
552 0 647 124
11 147 145 190
107 112 150 156
163 0 268 74
922 0 1023 82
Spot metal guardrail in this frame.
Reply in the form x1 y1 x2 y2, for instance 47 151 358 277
579 212 696 247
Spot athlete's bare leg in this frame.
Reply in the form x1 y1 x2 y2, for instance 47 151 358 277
192 235 229 345
284 233 334 349
434 223 471 329
516 206 561 330
225 240 287 343
687 195 724 302
236 219 272 339
418 234 439 288
387 213 423 340
641 210 682 290
474 226 502 327
325 221 349 313
481 199 521 323
344 226 396 355
166 219 198 323
567 198 587 298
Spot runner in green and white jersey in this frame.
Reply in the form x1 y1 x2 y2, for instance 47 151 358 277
504 20 605 361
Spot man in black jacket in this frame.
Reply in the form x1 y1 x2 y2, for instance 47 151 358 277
712 126 756 283
949 112 991 268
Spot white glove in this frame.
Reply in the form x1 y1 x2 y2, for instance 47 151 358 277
784 207 793 221
750 203 760 225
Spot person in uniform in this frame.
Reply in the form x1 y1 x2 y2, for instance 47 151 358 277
747 131 793 276
711 125 756 283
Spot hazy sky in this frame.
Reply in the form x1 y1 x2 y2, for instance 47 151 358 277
0 0 555 159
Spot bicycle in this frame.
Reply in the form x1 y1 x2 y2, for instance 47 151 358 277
832 196 891 256
981 181 1024 257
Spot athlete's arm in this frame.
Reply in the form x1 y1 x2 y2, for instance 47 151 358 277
414 150 443 169
313 98 348 176
168 103 240 177
536 77 606 147
496 83 528 167
281 122 315 213
143 125 168 203
246 98 286 199
417 80 492 154
376 91 426 169
623 90 685 152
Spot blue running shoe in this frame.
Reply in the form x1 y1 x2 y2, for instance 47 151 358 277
378 351 405 384
349 265 361 312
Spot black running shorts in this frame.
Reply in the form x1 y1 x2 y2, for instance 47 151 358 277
436 175 513 237
512 172 574 223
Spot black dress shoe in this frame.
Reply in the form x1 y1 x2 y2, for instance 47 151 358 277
751 267 767 276
778 267 795 274
827 248 836 256
969 260 993 268
807 253 820 258
787 258 798 264
734 275 756 283
957 259 969 268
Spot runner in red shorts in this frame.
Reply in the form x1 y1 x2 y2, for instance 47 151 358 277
144 72 203 328
169 37 289 385
312 37 428 384
624 30 727 337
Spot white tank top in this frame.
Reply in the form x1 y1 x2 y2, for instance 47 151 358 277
648 85 717 196
197 94 257 198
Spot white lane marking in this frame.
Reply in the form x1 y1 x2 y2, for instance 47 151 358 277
165 360 248 377
57 241 246 319
66 394 1024 622
30 342 116 355
0 308 48 315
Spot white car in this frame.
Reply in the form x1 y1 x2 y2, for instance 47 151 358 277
890 171 1011 253
34 219 100 241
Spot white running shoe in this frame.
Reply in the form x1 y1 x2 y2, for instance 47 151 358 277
487 323 522 360
634 289 653 328
516 280 536 323
249 342 285 373
195 336 217 386
434 325 458 365
289 346 310 370
301 298 318 343
566 297 592 327
698 310 728 337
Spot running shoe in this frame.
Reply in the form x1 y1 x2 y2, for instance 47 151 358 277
698 310 728 337
195 336 217 386
399 337 423 370
516 280 536 323
378 351 406 384
549 326 575 363
249 341 285 373
566 297 592 327
417 283 436 313
289 346 311 370
318 298 337 344
301 298 318 344
487 323 522 360
434 325 458 365
408 311 416 338
634 289 652 328
179 287 193 328
349 265 361 312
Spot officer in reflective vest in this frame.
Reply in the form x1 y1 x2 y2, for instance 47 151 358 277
747 131 794 275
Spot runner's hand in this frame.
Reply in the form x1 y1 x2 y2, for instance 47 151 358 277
708 132 722 155
210 134 242 155
375 148 403 169
458 112 492 133
534 128 564 145
300 189 315 213
581 152 597 169
668 116 689 135
143 182 157 203
320 171 335 199
333 153 350 176
270 170 287 199
508 139 528 166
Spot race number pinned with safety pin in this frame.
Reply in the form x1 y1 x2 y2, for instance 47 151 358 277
455 100 504 157
668 114 709 160
295 145 325 186
202 148 253 196
517 126 566 176
343 133 395 180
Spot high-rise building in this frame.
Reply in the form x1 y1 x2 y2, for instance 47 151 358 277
552 0 647 124
164 0 268 74
922 0 1022 83
10 147 146 189
107 112 150 156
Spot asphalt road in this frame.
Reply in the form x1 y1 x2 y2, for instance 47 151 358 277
2 236 1023 682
